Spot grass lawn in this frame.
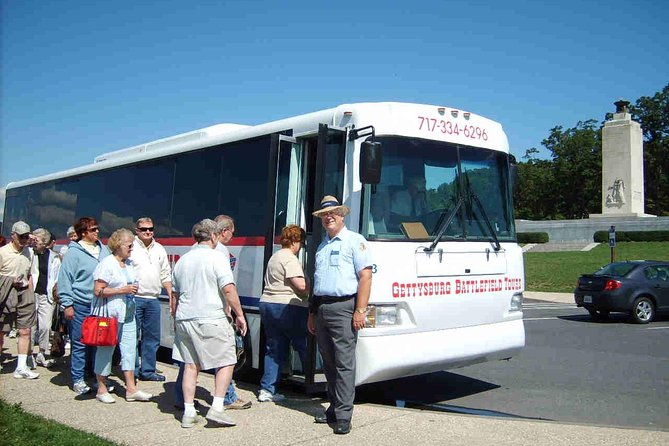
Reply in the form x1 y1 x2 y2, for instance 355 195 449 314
0 399 121 446
524 242 669 293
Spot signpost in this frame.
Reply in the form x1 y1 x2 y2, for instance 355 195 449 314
609 225 616 263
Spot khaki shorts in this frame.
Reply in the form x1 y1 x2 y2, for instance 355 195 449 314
1 287 37 333
174 318 236 370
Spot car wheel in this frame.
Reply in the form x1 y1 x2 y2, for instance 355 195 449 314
630 297 655 324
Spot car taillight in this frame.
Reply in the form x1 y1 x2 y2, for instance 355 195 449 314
603 280 621 291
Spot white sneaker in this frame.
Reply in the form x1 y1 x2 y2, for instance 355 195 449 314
73 380 91 395
205 407 236 426
257 389 285 402
126 390 152 402
35 352 55 368
8 329 17 338
96 393 115 404
13 368 39 379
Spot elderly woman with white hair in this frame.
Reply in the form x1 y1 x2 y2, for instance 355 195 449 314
58 226 78 259
30 228 61 368
171 219 247 428
92 228 152 404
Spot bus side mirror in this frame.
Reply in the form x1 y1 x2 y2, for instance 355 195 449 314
509 154 519 195
360 141 382 184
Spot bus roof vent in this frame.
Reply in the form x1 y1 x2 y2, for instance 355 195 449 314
93 123 250 164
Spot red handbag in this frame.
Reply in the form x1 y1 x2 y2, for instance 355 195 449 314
81 298 118 346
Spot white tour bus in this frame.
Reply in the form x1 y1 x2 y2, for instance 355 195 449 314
2 102 525 390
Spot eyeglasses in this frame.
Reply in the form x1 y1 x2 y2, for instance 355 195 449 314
126 244 134 249
137 227 154 232
88 227 99 232
320 211 341 219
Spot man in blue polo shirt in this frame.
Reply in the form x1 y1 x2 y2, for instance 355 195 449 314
307 195 373 435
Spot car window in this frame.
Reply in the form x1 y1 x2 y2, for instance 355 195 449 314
644 267 659 280
595 263 638 276
657 266 669 282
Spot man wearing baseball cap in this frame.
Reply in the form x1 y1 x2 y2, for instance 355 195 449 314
307 196 373 434
0 221 39 378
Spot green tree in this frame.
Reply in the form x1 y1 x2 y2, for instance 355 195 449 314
541 120 602 218
630 84 669 216
514 148 558 219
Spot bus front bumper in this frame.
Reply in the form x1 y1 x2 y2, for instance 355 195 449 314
354 319 525 385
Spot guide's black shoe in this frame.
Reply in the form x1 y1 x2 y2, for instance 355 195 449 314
314 413 336 424
139 373 165 382
333 420 351 434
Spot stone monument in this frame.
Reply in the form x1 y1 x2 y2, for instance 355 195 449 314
590 100 652 218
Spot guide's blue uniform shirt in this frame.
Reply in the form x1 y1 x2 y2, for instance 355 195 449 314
313 227 373 297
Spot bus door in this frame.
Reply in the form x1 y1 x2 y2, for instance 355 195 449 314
262 131 307 377
263 126 346 391
303 124 347 392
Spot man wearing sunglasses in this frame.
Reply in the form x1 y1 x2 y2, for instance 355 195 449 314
0 221 39 379
130 217 172 382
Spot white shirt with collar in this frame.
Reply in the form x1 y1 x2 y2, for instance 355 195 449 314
130 236 172 298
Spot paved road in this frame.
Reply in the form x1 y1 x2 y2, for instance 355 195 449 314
357 299 669 430
2 293 669 445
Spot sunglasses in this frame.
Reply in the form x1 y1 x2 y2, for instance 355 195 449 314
137 227 154 232
88 227 99 232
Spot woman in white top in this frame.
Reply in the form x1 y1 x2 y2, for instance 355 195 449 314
92 228 152 404
258 225 310 402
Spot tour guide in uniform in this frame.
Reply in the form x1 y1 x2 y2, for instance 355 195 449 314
307 195 373 435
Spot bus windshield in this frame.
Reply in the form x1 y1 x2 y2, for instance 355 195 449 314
362 136 516 242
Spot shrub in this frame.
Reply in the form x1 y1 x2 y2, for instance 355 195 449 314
593 230 669 243
518 232 549 243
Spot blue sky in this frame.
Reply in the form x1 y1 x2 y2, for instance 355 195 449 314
1 0 668 221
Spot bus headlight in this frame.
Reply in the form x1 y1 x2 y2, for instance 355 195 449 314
509 292 523 312
365 305 399 328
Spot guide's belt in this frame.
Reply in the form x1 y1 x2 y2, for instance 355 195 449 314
309 294 357 314
314 294 357 302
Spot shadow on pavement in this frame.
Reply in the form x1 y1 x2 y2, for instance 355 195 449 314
356 371 500 405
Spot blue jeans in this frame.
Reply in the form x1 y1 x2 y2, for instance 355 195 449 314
95 319 136 376
134 297 161 378
174 361 238 406
259 302 308 394
66 301 96 384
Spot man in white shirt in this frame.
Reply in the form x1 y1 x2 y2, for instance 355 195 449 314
0 221 39 379
130 217 172 382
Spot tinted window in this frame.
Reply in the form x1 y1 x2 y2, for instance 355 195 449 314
595 262 639 277
2 179 79 239
218 136 271 236
77 160 174 238
172 149 222 236
645 265 669 281
2 186 30 237
3 135 273 240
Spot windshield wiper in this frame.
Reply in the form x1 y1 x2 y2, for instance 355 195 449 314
424 197 464 253
469 191 501 252
424 173 502 253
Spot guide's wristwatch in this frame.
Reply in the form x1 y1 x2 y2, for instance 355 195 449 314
355 307 368 314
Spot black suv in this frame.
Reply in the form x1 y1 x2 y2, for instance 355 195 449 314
574 260 669 323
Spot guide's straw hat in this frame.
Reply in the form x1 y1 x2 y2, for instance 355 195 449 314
312 195 350 217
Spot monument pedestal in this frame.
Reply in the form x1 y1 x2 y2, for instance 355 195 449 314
598 100 653 217
589 212 655 219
